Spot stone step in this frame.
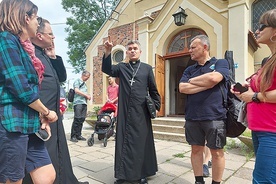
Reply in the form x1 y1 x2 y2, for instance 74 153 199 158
152 118 185 126
87 117 187 143
152 124 184 134
151 117 186 143
153 131 186 143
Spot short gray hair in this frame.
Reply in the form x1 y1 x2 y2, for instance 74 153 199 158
190 35 210 51
37 18 50 33
126 40 141 50
82 70 90 76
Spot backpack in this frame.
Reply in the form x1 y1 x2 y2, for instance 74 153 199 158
219 51 246 138
67 82 85 102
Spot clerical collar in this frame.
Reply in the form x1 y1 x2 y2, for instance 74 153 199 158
129 60 140 65
33 44 44 52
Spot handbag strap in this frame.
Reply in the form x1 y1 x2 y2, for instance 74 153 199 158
79 82 85 88
218 83 227 108
214 59 235 108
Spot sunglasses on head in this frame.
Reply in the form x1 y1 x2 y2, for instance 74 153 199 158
37 17 42 25
258 24 270 31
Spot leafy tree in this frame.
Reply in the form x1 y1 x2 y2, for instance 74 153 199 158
61 0 119 73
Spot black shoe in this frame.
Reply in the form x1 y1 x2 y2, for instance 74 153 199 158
203 164 210 177
195 182 205 184
114 179 125 184
138 178 148 184
79 182 89 184
70 137 78 142
77 136 86 141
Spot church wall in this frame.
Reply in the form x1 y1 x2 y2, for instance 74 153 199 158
149 0 229 61
146 0 230 115
85 0 167 112
88 23 138 112
85 0 267 114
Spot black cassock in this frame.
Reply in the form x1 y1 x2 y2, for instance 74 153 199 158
102 54 161 180
23 46 79 184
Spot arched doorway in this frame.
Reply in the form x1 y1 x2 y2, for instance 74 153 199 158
164 28 206 116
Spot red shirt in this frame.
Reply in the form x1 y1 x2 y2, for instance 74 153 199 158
107 84 119 104
247 69 276 132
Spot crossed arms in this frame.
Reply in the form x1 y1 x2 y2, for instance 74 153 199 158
179 71 224 94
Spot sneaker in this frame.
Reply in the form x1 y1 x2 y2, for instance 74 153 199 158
114 179 125 184
138 178 148 184
70 137 78 142
203 164 210 177
79 182 89 184
195 182 205 184
76 136 86 141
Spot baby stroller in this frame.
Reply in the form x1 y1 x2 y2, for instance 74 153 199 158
87 103 117 147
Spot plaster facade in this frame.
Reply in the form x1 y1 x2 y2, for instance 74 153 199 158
85 0 271 116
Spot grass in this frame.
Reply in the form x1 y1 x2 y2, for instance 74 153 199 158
171 136 255 164
173 153 186 158
86 115 97 120
241 129 252 137
225 138 254 161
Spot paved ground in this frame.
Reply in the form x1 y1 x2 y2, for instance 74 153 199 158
63 112 255 184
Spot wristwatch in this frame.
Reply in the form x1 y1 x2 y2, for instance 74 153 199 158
252 92 260 103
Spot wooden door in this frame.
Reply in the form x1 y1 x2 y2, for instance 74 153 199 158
155 54 165 117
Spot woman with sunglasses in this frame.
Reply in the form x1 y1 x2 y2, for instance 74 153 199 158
0 0 58 183
232 9 276 183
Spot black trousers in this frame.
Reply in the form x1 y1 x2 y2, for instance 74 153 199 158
71 104 87 138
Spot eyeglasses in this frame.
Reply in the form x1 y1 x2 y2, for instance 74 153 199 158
40 32 54 37
258 24 270 31
37 17 42 25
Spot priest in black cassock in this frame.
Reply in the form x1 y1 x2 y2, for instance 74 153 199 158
102 39 161 184
23 19 88 184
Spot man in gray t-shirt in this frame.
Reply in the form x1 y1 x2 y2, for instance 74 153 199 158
70 70 91 142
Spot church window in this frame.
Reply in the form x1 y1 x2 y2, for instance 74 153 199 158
252 0 276 32
113 50 124 63
167 28 205 54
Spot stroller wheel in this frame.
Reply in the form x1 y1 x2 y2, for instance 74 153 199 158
87 137 94 147
103 137 107 147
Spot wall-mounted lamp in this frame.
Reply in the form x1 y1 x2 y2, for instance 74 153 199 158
172 6 188 26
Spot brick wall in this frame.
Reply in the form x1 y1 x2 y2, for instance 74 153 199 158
92 22 139 104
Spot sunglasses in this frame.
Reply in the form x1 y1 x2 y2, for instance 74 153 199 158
37 17 42 25
258 24 270 31
40 32 54 37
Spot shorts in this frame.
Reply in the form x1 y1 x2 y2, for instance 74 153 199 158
185 120 226 149
0 123 51 183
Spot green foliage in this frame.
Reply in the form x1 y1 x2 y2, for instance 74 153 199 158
173 153 186 158
61 0 119 72
67 101 73 110
241 128 252 137
93 106 101 115
225 138 254 161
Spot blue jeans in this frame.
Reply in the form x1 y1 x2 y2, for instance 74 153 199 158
252 131 276 184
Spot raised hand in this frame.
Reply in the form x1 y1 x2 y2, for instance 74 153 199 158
45 41 56 59
104 36 113 56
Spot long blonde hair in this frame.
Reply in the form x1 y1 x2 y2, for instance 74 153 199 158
0 0 38 35
256 9 276 95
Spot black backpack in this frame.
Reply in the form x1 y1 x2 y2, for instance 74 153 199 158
220 51 246 138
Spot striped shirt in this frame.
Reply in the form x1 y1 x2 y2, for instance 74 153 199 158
0 31 40 134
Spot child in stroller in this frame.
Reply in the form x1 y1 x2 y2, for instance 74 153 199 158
87 103 117 147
